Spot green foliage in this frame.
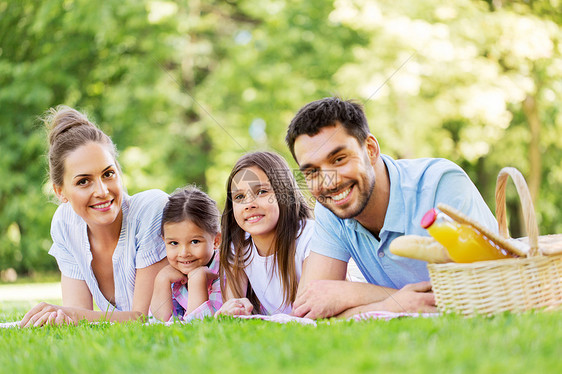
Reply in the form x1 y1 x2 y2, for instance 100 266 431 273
196 0 368 202
1 0 562 272
330 0 562 237
1 312 562 373
0 0 215 273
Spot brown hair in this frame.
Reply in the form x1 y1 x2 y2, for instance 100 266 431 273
285 97 370 162
161 185 220 236
43 105 120 187
219 151 311 313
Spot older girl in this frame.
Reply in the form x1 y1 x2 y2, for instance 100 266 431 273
216 151 313 315
20 106 168 327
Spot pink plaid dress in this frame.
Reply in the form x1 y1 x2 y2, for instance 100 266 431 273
170 254 222 322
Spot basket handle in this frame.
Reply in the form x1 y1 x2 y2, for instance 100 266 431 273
495 167 539 256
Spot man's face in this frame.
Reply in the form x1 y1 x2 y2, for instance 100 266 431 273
293 123 376 219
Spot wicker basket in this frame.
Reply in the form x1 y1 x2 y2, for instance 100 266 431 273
427 167 562 316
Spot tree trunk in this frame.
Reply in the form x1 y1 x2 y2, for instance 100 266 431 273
522 94 541 204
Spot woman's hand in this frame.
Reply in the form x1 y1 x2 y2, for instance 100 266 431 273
46 309 76 326
20 302 78 328
215 298 253 317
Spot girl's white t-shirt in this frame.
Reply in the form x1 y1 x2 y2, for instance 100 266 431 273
243 219 314 315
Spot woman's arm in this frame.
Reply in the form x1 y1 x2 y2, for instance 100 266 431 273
20 276 94 327
61 275 94 309
20 258 169 327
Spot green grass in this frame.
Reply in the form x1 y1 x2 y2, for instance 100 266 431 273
0 270 60 285
1 303 561 373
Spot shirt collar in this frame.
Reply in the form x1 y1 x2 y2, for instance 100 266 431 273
121 193 130 216
207 250 219 272
379 154 406 234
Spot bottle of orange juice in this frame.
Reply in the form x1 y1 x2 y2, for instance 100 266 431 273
420 208 511 263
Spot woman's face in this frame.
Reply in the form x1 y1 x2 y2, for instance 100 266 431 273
54 142 124 231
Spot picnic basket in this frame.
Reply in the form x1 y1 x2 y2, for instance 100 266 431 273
427 167 562 316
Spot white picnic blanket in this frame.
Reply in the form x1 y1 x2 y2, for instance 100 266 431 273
2 311 439 328
0 321 20 328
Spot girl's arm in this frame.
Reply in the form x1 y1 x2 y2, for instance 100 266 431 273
185 267 218 314
215 272 253 316
20 258 169 327
150 263 185 322
222 270 249 301
132 257 169 316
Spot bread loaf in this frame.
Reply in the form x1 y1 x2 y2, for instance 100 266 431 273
389 235 453 264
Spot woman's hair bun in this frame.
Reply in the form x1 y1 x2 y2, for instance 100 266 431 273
44 105 96 146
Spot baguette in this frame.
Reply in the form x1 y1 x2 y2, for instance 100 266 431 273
389 235 453 264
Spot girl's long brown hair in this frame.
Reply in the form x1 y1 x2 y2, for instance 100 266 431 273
219 151 311 313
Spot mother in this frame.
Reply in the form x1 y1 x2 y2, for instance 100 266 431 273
20 106 168 327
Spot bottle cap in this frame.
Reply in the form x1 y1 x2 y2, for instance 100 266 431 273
421 208 438 229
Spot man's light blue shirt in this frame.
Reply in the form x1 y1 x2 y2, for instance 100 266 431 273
310 154 497 289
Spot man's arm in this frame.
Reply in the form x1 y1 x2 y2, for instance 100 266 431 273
292 252 398 319
336 281 436 318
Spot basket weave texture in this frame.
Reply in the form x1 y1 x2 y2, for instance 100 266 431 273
427 167 562 315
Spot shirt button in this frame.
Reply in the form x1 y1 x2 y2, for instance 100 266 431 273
378 251 385 258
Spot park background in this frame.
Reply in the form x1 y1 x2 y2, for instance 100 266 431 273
1 0 562 278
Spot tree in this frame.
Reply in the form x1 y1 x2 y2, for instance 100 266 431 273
193 0 367 204
329 0 562 236
0 0 211 273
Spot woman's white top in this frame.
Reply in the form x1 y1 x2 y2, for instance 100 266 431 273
48 189 168 312
243 219 314 315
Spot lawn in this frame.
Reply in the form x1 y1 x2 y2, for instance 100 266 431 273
1 303 561 374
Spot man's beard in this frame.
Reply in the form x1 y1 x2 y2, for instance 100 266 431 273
319 173 375 220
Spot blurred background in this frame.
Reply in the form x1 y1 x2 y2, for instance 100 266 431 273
1 0 561 279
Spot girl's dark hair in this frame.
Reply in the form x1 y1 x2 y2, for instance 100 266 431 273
43 105 120 187
220 151 311 313
161 185 220 236
285 97 370 162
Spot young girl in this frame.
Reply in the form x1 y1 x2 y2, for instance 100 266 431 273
217 151 313 316
150 186 222 322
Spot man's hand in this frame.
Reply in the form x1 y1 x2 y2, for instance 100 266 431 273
215 298 253 317
378 281 436 313
292 280 351 319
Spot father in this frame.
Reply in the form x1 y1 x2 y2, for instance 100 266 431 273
287 97 497 319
